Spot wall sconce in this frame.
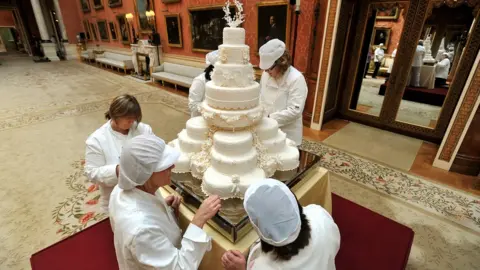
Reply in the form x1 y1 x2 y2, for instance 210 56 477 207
146 10 155 24
125 13 136 43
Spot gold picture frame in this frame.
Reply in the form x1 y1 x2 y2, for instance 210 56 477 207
83 19 92 41
165 14 182 48
80 0 90 13
97 20 109 41
92 0 104 10
256 1 291 52
116 14 131 45
134 0 155 33
188 5 236 52
109 21 118 41
376 7 400 20
372 27 391 47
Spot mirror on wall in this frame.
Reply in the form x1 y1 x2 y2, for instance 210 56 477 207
395 4 474 128
349 3 409 116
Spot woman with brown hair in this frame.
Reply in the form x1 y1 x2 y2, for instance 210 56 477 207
259 39 307 146
84 94 153 212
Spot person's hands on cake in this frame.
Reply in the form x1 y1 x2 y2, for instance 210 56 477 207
165 195 182 217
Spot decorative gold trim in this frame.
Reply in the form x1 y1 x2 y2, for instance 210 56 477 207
255 1 291 53
165 14 183 48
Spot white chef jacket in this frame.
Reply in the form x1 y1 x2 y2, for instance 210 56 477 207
84 121 153 212
374 48 384 63
188 73 207 118
413 45 425 67
435 58 451 79
260 66 307 146
247 205 340 270
387 49 397 73
109 186 212 270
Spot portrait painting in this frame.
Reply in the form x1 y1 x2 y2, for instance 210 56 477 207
372 27 391 46
117 14 131 44
108 0 122 8
165 14 182 47
80 0 90 13
97 20 109 41
257 3 290 51
376 7 399 20
90 23 98 41
189 6 235 52
109 21 118 40
93 0 104 10
83 20 91 40
135 0 155 33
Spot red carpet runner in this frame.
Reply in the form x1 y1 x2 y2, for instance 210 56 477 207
31 194 413 270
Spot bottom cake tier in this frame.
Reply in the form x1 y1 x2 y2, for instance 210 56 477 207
201 167 266 199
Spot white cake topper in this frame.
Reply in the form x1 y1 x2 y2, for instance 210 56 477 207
223 0 245 28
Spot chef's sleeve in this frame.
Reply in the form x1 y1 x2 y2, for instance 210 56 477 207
84 139 118 187
269 76 308 127
132 224 211 270
188 78 206 116
138 123 154 135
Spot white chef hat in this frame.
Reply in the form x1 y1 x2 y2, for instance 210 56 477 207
118 134 180 190
244 178 301 246
206 50 219 66
259 39 286 70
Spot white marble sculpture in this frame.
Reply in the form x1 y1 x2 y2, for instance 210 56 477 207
423 34 436 65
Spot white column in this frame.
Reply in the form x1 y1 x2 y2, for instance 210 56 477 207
52 0 67 41
30 0 49 41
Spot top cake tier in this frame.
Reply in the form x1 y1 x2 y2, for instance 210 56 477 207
223 27 245 45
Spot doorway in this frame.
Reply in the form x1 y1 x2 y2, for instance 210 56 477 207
326 0 480 143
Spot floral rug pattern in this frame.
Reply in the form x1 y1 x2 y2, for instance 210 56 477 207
300 139 480 232
52 160 107 238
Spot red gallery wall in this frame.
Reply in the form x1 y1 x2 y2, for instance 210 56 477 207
66 0 316 72
0 10 15 27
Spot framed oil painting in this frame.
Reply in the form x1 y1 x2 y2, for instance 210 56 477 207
372 27 391 46
108 0 122 8
80 0 90 13
83 20 92 40
117 14 131 44
376 7 399 20
97 20 109 41
165 14 182 47
109 21 118 41
90 22 99 41
188 6 235 52
134 0 155 33
93 0 104 10
257 2 291 51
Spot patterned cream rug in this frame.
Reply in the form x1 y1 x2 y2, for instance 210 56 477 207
0 57 478 269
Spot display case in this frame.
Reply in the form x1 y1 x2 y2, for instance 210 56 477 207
171 150 321 243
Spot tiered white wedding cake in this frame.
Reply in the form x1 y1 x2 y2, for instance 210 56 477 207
169 0 299 199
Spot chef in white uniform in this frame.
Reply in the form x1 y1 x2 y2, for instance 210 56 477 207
259 39 307 146
410 40 425 87
222 179 340 270
435 53 451 87
188 50 218 117
110 134 221 270
85 94 153 212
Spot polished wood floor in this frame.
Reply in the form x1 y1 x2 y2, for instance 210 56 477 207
305 119 479 195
